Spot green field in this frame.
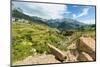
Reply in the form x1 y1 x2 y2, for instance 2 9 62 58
12 21 95 63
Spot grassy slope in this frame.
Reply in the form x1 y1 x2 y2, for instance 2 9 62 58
12 21 95 63
12 21 65 63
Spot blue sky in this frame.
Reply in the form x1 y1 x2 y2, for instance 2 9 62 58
12 1 96 24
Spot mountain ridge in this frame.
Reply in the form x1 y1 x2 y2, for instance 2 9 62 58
12 7 86 30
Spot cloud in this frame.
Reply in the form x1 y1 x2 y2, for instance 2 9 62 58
73 5 78 7
79 19 95 24
13 2 67 19
64 11 71 14
72 8 90 19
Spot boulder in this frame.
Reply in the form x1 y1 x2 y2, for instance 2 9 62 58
77 52 93 61
77 37 95 60
47 43 66 61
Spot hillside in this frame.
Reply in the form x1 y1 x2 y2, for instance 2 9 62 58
12 6 95 64
12 20 67 63
12 8 86 30
47 18 85 30
12 20 95 63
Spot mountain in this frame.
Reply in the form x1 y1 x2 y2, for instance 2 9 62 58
12 6 49 26
47 18 85 30
12 9 48 24
12 6 86 30
79 24 96 31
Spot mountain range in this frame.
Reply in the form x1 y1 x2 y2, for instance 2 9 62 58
12 7 86 30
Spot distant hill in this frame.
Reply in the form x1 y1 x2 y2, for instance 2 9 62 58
47 18 85 30
13 9 48 24
12 7 86 30
12 5 49 25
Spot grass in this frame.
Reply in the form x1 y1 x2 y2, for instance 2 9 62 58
12 21 65 63
12 21 95 63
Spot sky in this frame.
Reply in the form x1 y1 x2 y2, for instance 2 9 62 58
12 1 96 24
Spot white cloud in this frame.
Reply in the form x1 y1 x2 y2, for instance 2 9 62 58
64 11 71 14
79 19 95 24
72 8 89 19
72 14 76 19
33 3 66 19
73 5 78 7
13 2 67 19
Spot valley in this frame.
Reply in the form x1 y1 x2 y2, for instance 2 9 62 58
12 5 96 65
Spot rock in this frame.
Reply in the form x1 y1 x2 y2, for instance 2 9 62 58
65 50 79 62
67 43 77 50
77 52 93 61
77 37 95 60
47 43 66 61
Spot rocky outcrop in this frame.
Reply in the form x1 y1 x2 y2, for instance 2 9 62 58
77 37 96 61
47 43 66 61
77 52 93 61
13 37 96 65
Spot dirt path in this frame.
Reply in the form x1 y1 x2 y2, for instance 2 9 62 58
13 49 79 66
14 54 60 65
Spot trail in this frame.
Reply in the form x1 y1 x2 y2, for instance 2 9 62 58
13 49 78 65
